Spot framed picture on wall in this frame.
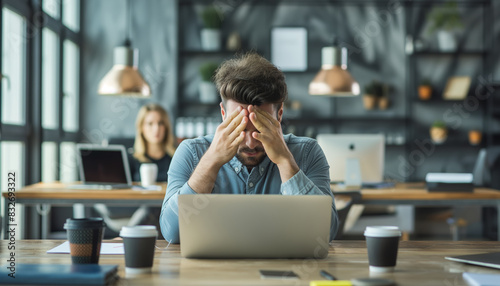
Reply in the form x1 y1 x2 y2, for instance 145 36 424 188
443 76 471 100
271 27 308 72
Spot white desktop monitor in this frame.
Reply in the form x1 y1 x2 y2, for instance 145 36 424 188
316 134 385 184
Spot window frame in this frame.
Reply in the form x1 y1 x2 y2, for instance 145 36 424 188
1 0 32 186
0 0 82 238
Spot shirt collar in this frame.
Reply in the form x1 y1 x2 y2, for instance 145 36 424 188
228 154 273 176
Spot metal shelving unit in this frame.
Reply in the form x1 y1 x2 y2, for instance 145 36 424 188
176 0 495 181
405 0 493 181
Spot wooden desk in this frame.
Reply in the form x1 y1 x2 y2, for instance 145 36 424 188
333 183 500 240
4 182 500 240
2 182 166 239
1 240 499 285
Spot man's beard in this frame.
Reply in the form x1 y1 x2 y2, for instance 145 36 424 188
236 147 266 168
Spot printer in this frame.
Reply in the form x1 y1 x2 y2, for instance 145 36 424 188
425 173 474 193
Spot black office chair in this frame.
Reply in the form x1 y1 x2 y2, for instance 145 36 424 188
334 194 355 240
474 147 500 240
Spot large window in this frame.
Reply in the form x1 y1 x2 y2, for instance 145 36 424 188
63 0 80 32
0 142 25 189
42 28 59 130
42 0 59 19
0 0 81 238
60 142 78 183
1 8 26 125
63 40 79 132
1 5 28 239
0 141 25 238
41 142 57 182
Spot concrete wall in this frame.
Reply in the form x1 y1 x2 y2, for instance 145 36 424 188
82 0 500 182
81 0 177 142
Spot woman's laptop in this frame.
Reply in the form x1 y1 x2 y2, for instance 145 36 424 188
178 194 332 259
70 144 134 190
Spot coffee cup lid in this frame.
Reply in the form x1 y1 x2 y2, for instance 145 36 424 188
64 217 106 230
364 226 401 237
120 225 158 238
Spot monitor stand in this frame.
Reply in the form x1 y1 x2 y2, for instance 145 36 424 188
345 158 362 187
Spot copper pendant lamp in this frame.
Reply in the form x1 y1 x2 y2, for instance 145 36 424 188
98 0 151 97
309 46 359 96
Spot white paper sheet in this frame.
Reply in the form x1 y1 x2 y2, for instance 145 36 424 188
132 185 162 191
47 241 124 255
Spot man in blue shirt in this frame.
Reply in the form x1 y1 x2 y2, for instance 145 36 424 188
160 53 338 243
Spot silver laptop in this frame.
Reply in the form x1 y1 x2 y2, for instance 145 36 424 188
178 194 332 259
71 144 134 190
445 252 500 270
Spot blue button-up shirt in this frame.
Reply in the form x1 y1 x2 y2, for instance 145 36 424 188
160 134 338 243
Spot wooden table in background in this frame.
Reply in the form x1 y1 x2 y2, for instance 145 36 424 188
1 240 499 285
4 182 500 240
2 182 167 239
333 182 500 240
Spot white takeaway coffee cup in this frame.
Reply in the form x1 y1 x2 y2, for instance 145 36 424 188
364 226 402 273
120 225 158 274
140 164 158 187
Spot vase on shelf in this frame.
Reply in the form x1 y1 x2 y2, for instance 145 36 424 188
418 85 432 100
430 121 448 144
363 94 377 110
437 30 457 52
468 130 482 146
199 81 218 103
201 28 221 51
200 6 222 51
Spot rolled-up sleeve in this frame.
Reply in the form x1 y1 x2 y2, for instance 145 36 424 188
280 141 339 241
160 141 199 243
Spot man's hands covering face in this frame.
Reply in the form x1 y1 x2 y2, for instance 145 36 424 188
192 104 299 193
208 104 297 171
247 105 293 166
207 106 248 167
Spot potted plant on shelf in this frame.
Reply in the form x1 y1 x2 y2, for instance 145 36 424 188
418 78 433 100
363 81 383 110
378 84 391 110
199 62 219 103
427 0 463 52
468 130 482 146
430 120 448 144
200 5 222 51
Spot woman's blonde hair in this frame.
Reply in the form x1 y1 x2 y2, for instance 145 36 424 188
133 103 176 162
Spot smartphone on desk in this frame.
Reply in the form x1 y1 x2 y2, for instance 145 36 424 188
259 270 299 279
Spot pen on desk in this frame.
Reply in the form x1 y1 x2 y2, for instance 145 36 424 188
320 269 337 280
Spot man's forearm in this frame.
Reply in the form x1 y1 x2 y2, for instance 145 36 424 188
187 152 223 194
277 155 300 183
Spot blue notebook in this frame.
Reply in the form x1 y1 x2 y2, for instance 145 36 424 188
0 264 118 285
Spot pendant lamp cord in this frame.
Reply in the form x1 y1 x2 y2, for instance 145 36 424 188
125 0 132 47
332 7 339 46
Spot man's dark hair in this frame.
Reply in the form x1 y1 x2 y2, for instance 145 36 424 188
214 52 288 108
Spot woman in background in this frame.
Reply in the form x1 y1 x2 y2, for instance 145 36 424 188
95 103 175 237
129 103 176 181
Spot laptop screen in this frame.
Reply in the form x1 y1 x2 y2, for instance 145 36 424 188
77 145 131 185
